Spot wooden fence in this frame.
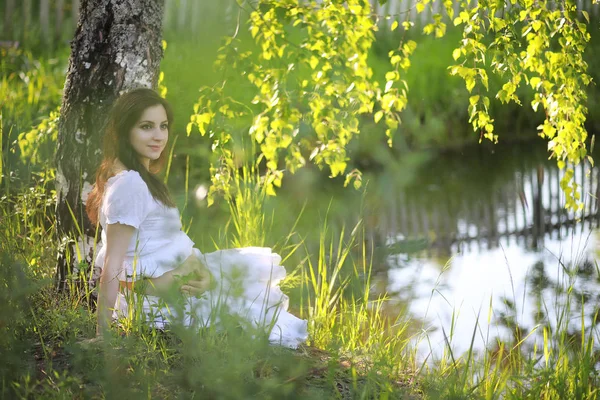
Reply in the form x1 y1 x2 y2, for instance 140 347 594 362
1 0 79 46
375 160 600 260
2 0 599 46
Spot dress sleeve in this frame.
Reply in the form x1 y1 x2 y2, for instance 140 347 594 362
103 171 152 229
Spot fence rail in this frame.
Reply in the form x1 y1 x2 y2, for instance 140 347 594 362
375 159 600 260
2 0 598 47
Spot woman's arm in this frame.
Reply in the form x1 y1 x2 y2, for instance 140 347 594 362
142 253 212 297
97 222 135 336
97 226 212 336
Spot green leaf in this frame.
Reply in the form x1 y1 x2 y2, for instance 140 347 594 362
374 111 384 124
385 71 398 81
452 48 461 61
416 2 425 13
385 80 394 92
197 113 212 135
582 11 590 23
385 116 399 131
465 75 476 92
391 21 398 31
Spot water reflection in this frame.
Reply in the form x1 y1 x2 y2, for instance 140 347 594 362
383 144 600 360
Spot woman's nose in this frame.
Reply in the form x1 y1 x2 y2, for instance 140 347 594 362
153 128 167 140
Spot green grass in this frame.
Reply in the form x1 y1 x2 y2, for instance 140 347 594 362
3 17 600 400
0 165 422 398
3 149 600 398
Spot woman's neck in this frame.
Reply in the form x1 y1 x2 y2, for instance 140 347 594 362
112 159 128 174
112 158 150 174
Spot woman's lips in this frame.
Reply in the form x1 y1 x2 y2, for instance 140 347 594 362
148 145 162 151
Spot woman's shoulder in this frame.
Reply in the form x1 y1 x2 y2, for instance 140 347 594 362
105 170 150 197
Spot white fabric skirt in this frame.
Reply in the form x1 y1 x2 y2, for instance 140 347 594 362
113 247 308 349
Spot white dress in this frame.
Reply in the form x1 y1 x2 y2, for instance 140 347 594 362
94 170 308 349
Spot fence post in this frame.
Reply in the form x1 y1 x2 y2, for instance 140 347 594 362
163 0 173 32
191 0 201 34
71 0 80 30
177 0 188 31
3 0 15 40
40 0 51 47
56 0 65 44
22 0 32 44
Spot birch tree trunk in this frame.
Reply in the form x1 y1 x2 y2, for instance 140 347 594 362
55 0 165 293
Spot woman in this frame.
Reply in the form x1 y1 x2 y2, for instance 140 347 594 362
86 88 307 348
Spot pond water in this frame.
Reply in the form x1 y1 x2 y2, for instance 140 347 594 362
186 139 600 362
376 141 600 361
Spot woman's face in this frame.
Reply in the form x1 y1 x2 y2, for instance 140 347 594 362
129 104 169 168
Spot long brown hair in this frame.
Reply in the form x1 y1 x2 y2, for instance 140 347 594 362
86 88 176 226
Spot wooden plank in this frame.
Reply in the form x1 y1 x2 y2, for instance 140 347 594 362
513 172 519 243
40 0 51 46
72 0 80 30
191 0 201 34
592 167 600 228
490 188 499 248
580 160 586 234
23 0 32 44
56 0 65 44
398 190 408 239
558 165 564 238
163 0 173 31
3 0 15 40
178 0 188 31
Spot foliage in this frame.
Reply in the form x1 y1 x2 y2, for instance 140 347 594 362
17 107 60 167
188 0 413 205
0 46 65 132
0 160 420 398
0 46 66 179
186 0 599 212
446 0 598 210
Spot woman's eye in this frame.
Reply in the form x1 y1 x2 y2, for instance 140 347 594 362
141 124 152 130
161 124 169 130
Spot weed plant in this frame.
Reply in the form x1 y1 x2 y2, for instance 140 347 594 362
3 15 600 400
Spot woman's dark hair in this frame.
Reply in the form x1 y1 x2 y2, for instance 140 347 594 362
86 88 176 226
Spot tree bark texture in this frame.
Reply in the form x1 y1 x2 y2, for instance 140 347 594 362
55 0 165 292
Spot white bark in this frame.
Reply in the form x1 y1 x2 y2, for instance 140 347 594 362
55 0 165 291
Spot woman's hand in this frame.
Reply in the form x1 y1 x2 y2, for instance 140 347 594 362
179 267 212 297
172 253 213 298
173 253 206 277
